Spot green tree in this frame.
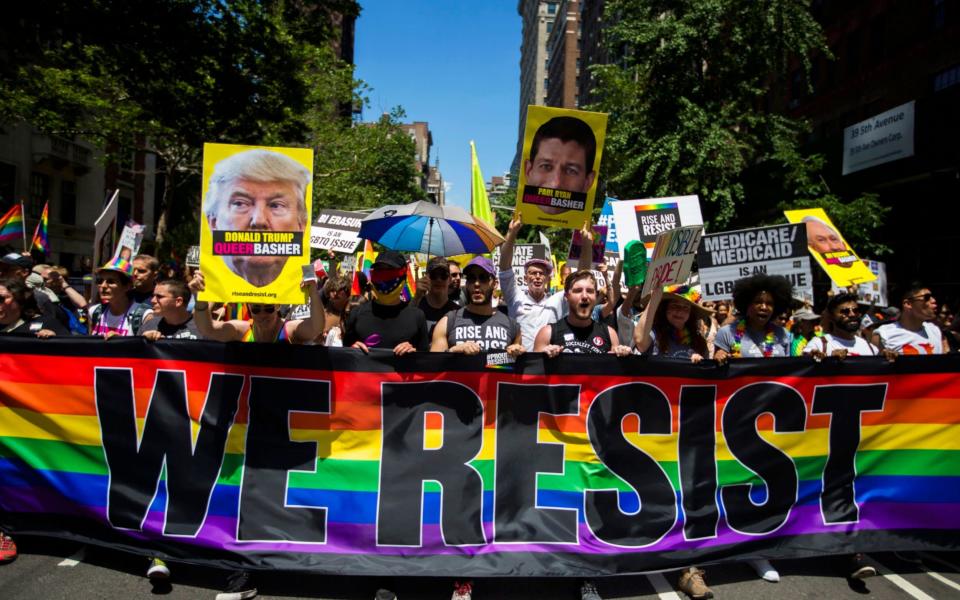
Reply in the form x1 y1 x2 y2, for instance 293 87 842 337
591 0 888 254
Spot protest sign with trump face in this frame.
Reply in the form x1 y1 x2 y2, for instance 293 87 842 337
198 143 314 304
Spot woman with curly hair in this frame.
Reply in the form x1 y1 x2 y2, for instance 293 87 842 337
634 284 712 362
713 274 793 363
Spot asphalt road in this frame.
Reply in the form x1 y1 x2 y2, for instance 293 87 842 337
3 537 960 599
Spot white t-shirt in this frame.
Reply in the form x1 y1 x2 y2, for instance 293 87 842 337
802 333 878 356
498 269 568 350
876 321 944 355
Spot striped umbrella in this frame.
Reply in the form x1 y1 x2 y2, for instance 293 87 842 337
358 200 504 257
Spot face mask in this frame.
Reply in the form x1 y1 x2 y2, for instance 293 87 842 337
371 266 406 303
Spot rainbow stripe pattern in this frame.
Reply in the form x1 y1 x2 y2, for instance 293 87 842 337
1 339 959 575
0 204 24 244
30 201 49 254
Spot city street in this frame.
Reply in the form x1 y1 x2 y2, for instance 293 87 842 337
3 536 960 599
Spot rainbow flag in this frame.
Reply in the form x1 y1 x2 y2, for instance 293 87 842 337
350 240 376 296
0 204 24 245
1 338 960 575
30 202 49 254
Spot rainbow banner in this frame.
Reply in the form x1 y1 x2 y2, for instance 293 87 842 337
30 201 49 254
1 337 959 575
0 204 24 244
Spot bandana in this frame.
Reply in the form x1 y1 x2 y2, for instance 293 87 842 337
370 266 406 303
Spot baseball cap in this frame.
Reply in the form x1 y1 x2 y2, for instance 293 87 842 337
792 308 820 321
523 257 552 275
464 256 496 276
426 256 450 275
1 252 33 270
372 250 407 270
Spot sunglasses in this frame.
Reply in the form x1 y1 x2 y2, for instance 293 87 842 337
909 293 934 303
465 273 492 284
429 269 450 281
837 307 860 316
250 305 276 315
96 278 121 285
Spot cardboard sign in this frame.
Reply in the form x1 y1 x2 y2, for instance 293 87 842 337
612 196 703 260
110 220 144 264
567 225 608 266
491 244 548 293
597 197 621 257
831 259 888 306
697 224 812 301
783 208 876 288
92 189 119 270
641 225 703 296
198 143 314 304
310 209 364 253
186 245 201 268
516 106 608 229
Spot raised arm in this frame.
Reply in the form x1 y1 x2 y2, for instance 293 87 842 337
499 212 522 272
576 220 593 272
188 271 245 342
633 286 663 353
289 279 325 343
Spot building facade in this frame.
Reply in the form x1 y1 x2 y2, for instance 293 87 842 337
514 1 560 171
399 121 433 195
545 0 581 109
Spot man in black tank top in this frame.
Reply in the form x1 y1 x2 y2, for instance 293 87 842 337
534 270 632 357
431 256 524 357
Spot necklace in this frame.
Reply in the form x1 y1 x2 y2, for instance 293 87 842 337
731 319 776 357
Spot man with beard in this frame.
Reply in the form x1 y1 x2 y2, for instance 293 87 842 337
431 256 523 357
805 293 894 360
498 213 593 350
533 270 632 357
417 256 460 334
873 284 950 354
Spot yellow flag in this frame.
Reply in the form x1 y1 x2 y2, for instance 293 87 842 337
470 141 494 227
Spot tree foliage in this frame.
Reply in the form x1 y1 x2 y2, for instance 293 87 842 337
591 0 889 254
0 0 424 257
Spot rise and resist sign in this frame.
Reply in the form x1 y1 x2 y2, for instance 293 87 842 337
1 337 959 576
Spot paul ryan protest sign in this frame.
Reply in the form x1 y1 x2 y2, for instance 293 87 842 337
516 106 608 229
198 143 314 305
612 196 703 260
784 208 876 288
697 224 813 301
2 338 959 575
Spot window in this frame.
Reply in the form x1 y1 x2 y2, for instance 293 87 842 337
546 21 553 33
934 64 960 92
60 180 77 225
28 172 50 217
547 2 557 15
0 163 14 208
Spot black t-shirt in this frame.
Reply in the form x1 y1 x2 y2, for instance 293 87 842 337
549 317 612 354
444 307 519 351
2 313 69 336
417 296 459 333
343 301 429 351
139 315 201 339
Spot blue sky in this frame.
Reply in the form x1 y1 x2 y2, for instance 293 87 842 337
354 1 521 212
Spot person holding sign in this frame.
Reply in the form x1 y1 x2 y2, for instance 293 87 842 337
498 212 593 350
633 285 712 362
533 271 632 357
188 271 324 344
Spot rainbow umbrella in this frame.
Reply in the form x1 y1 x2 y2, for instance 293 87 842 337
358 200 504 257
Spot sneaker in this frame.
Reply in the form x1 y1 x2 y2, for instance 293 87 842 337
580 579 602 600
375 589 398 600
678 567 714 599
0 532 17 562
452 580 473 600
147 557 170 581
747 558 780 582
848 553 877 579
216 570 257 600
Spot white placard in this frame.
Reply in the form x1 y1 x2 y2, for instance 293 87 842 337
612 196 703 259
842 101 915 175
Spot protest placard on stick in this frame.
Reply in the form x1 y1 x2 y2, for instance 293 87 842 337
641 225 703 296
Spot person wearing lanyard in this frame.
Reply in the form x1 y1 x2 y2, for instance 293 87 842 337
87 260 152 338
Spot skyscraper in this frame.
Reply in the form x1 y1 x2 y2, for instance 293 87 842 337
513 1 559 172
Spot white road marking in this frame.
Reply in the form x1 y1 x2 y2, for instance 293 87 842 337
873 558 937 600
57 547 85 567
645 572 683 600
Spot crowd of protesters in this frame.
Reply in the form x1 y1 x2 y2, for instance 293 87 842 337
0 208 956 600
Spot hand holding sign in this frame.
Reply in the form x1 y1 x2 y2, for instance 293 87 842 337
641 225 704 296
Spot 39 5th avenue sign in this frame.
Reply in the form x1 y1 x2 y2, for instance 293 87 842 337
1 338 958 576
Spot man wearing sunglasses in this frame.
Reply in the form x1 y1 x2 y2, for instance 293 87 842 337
431 256 523 357
343 250 428 355
805 293 890 360
873 284 950 355
416 256 460 334
188 271 324 343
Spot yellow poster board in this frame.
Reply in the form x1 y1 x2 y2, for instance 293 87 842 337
198 143 314 304
516 106 608 229
783 208 876 287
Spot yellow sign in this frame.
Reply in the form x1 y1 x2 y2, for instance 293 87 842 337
516 106 608 229
783 208 876 287
198 143 314 304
